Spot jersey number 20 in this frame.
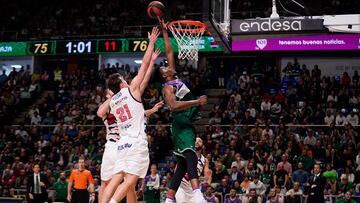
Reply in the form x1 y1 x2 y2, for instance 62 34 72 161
116 104 133 122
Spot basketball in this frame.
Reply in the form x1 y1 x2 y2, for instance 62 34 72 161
147 1 165 19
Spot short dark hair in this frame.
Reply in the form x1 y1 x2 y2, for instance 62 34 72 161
108 73 122 94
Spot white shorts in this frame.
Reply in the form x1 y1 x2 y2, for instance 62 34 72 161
101 141 118 181
175 182 196 203
113 136 149 178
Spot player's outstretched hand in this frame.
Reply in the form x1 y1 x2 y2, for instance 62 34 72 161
151 48 161 61
106 89 114 99
148 27 160 44
199 95 208 105
152 100 164 112
159 19 168 30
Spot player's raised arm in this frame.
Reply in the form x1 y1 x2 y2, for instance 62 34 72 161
160 19 176 73
96 90 113 120
130 27 160 94
163 85 207 111
139 49 161 94
145 100 164 117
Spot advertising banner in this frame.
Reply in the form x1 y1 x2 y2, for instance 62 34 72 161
232 34 360 51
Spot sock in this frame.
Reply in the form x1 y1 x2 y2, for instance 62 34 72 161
166 194 175 200
109 198 117 203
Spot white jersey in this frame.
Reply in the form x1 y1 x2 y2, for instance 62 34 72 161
103 113 120 141
110 87 146 140
181 154 206 188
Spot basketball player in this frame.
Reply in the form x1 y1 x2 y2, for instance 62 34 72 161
175 137 212 203
158 20 208 203
97 91 163 203
100 26 160 203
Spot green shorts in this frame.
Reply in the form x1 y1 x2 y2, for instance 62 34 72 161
171 115 196 156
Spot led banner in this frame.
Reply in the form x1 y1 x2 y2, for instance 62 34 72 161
232 18 324 34
232 34 360 51
0 37 222 57
0 42 26 56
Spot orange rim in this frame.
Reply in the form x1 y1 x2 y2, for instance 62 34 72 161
168 20 207 33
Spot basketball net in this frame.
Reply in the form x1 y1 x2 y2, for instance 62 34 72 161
168 20 206 61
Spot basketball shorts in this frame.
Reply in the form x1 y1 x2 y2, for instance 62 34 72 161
101 140 118 181
113 136 149 178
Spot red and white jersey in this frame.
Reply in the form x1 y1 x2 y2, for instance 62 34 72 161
103 113 120 141
110 87 146 140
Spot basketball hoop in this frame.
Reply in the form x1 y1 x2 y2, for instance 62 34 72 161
168 20 207 61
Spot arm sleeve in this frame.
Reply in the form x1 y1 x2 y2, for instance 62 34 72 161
68 171 74 184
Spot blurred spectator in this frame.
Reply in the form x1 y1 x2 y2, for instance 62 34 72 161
285 182 303 203
142 163 161 203
247 174 266 196
336 190 356 203
53 171 68 202
266 187 284 203
204 185 220 203
229 162 243 184
273 165 288 189
224 188 241 203
216 178 231 198
292 162 309 187
244 188 261 203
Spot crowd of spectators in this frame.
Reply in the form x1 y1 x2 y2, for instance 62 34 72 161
1 57 360 203
1 0 360 40
0 65 41 126
0 0 201 40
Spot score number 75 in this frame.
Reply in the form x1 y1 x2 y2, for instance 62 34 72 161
33 43 48 54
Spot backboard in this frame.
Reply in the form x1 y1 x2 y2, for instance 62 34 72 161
203 0 231 53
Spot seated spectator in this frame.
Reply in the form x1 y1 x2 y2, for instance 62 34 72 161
232 180 245 194
304 128 317 146
247 174 266 196
335 174 353 195
266 187 284 203
285 182 303 203
277 154 292 176
292 162 309 187
1 169 16 189
224 188 242 203
260 164 272 187
204 185 220 203
273 165 288 189
216 178 231 198
244 161 259 180
212 161 229 184
229 162 243 184
336 190 356 203
241 173 251 192
243 188 261 203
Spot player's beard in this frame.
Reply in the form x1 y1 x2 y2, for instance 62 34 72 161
196 146 202 151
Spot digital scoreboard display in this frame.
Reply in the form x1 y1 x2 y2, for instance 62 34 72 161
0 37 222 56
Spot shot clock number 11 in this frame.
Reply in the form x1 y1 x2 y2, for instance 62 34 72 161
98 40 123 53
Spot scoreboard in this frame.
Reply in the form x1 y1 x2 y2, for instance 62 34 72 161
0 37 222 57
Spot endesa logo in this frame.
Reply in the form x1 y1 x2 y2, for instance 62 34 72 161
232 19 324 34
239 19 301 32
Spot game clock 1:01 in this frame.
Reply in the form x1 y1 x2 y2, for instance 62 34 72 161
27 42 55 55
98 40 123 53
56 40 96 54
